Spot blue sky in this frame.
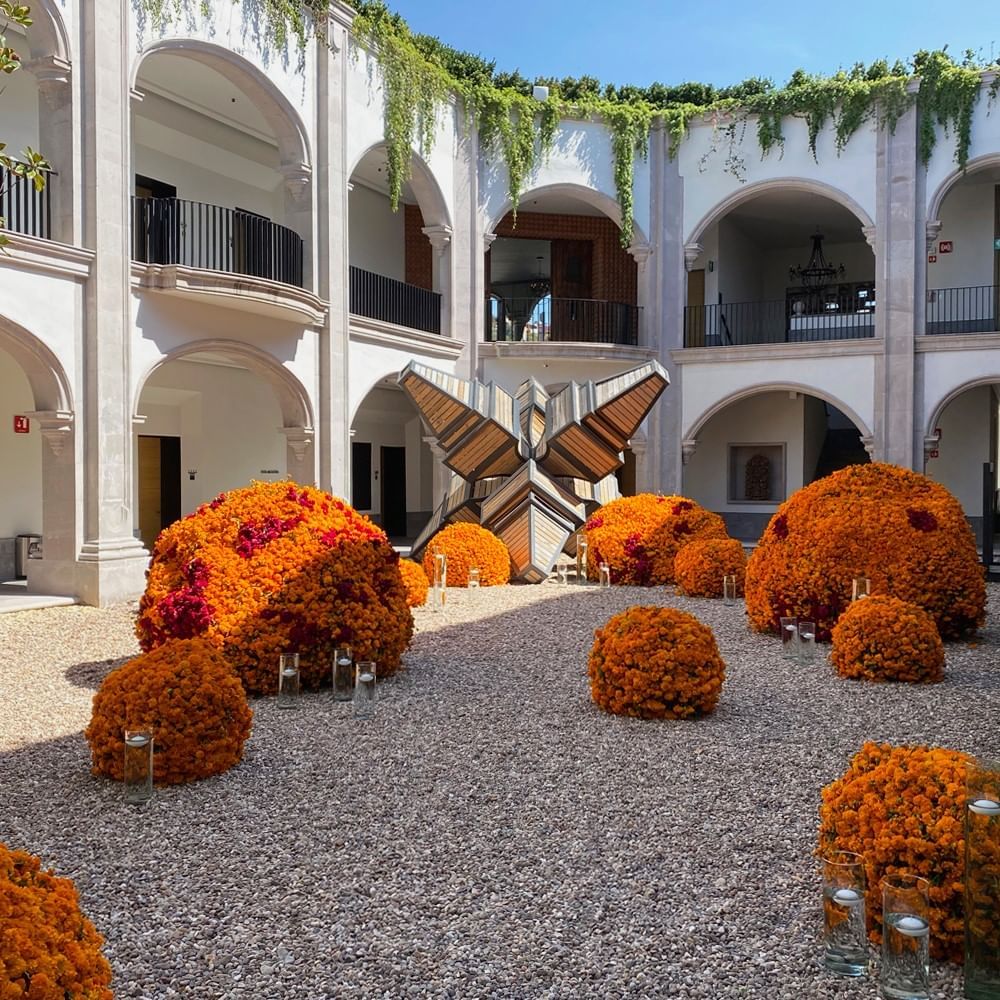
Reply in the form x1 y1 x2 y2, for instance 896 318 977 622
386 1 999 90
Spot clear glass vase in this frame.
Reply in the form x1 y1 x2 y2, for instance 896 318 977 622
576 538 589 584
780 616 799 659
353 661 376 721
821 850 869 977
964 759 1000 1000
278 653 300 708
852 577 871 601
468 566 480 589
881 874 930 1000
599 563 611 588
798 620 816 663
723 574 737 606
556 562 569 585
332 645 353 702
124 728 154 805
431 552 448 612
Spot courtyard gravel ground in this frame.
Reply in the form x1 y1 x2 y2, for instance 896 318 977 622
1 582 999 999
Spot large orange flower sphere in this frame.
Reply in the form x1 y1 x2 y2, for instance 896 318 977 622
745 463 984 640
674 537 747 598
831 595 944 683
584 494 728 585
588 606 726 719
399 559 430 607
421 523 510 587
137 481 413 693
818 741 971 962
86 638 253 785
0 842 113 999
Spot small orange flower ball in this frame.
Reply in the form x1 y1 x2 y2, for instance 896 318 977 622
0 842 113 999
584 494 728 585
399 559 430 607
818 741 971 962
831 595 944 683
745 463 984 640
588 606 726 719
674 537 747 598
421 523 510 587
136 481 413 693
86 638 253 785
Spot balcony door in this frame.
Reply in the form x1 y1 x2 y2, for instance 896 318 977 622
137 435 181 549
234 207 273 280
134 174 177 265
380 446 407 538
551 239 592 341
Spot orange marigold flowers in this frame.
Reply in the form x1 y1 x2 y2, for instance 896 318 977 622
818 741 972 962
86 639 253 785
136 481 413 693
421 523 510 587
745 463 985 641
0 842 113 999
831 595 945 683
584 494 728 586
399 559 429 607
588 606 726 719
674 537 747 598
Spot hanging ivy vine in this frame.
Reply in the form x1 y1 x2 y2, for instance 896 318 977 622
137 1 999 250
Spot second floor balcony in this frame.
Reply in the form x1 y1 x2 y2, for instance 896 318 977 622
486 295 640 346
349 266 442 336
1 165 54 242
926 286 1000 336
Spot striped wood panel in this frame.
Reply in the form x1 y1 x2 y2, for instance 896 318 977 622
545 424 621 480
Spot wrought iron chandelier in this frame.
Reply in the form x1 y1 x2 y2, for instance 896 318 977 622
789 231 845 290
528 255 550 297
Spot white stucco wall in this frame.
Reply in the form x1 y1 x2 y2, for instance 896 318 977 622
480 355 652 396
2 59 40 158
931 176 996 290
925 383 993 515
348 183 405 279
920 347 1000 434
0 347 43 539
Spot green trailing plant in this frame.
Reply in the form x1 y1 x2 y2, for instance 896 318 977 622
913 49 984 166
0 2 50 250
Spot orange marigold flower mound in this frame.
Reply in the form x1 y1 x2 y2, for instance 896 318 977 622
136 481 413 694
421 523 510 587
0 842 113 999
588 606 726 719
399 559 430 607
86 638 253 785
831 595 945 683
745 463 985 641
818 741 971 962
674 538 747 598
584 494 728 586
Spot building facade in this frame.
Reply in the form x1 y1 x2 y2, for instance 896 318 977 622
2 0 999 604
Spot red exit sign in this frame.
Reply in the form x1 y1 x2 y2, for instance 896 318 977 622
13 415 29 434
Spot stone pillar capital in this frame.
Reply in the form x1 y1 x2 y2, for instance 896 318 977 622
861 225 877 249
925 220 943 253
483 232 498 253
280 425 314 461
683 242 703 272
421 225 453 256
24 54 71 92
681 438 697 464
627 242 654 273
280 162 313 204
27 410 74 456
862 435 876 459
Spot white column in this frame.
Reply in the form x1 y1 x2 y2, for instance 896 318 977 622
75 0 149 605
422 223 453 340
423 435 449 508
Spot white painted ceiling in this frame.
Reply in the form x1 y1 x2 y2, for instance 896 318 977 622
351 148 417 204
725 189 868 248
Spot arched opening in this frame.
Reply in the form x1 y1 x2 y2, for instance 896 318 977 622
684 185 875 347
134 346 314 548
925 380 1000 544
683 389 870 539
485 186 641 346
0 0 73 242
348 144 450 336
926 158 1000 335
131 42 312 288
350 375 435 542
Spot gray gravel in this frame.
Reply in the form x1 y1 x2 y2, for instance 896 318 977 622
1 583 999 999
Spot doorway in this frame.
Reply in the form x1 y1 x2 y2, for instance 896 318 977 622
137 435 181 549
380 446 407 538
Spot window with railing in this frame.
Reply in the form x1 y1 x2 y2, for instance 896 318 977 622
485 296 639 345
926 286 1000 335
1 166 54 241
349 265 441 335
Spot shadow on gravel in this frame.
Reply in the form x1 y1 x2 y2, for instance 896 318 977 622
64 656 131 690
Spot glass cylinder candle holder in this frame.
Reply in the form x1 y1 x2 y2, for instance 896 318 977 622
798 620 816 663
433 551 447 590
821 850 869 977
556 562 569 585
780 616 799 659
576 538 589 584
852 577 872 601
124 728 154 805
881 874 931 1000
964 759 1000 999
468 566 480 589
723 574 737 606
599 563 611 589
353 661 376 721
332 645 354 702
277 653 300 708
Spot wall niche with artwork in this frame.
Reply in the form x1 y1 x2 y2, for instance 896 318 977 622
728 444 785 504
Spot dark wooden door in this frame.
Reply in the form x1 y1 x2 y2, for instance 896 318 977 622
685 268 706 346
551 239 593 340
352 442 372 511
137 435 181 549
380 446 407 538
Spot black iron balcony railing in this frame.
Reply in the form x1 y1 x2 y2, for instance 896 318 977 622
1 165 53 240
131 197 304 288
349 265 441 335
486 296 640 346
926 286 1000 335
684 297 876 347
